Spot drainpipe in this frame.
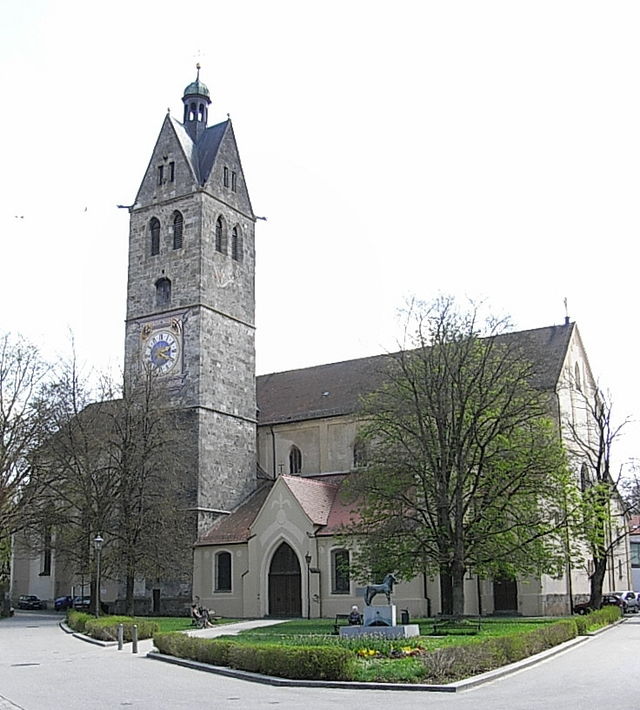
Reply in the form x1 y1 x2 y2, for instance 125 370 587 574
270 425 277 477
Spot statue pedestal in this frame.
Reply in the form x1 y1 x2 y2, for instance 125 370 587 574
363 604 396 627
339 624 420 639
339 604 419 638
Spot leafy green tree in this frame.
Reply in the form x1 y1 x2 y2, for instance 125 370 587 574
342 298 576 617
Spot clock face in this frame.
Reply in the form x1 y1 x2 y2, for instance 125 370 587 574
143 329 181 375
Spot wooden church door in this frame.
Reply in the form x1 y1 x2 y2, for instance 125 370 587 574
268 542 302 617
493 578 518 613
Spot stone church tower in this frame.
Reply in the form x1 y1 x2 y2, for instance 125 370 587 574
124 68 257 532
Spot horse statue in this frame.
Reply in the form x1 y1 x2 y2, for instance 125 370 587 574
364 573 398 606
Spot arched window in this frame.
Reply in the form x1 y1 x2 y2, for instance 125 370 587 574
289 446 302 475
150 218 160 256
231 226 242 262
215 216 226 253
155 277 171 308
331 549 350 594
173 212 183 250
215 551 232 592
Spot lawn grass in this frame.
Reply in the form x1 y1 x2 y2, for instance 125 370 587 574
145 616 239 633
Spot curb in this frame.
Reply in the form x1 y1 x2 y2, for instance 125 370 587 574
59 621 118 646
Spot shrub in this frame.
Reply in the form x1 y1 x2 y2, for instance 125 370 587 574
154 632 199 659
67 610 93 633
582 605 621 631
152 633 355 681
420 619 577 683
82 616 159 641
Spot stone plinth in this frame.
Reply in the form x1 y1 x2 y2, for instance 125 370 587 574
339 624 420 639
363 604 396 627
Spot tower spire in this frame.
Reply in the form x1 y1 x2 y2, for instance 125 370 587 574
182 66 211 141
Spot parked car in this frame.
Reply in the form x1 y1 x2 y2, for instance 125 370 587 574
17 595 46 610
54 595 73 611
72 596 91 610
573 593 626 615
612 591 639 612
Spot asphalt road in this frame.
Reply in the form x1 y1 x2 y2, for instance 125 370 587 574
1 611 640 709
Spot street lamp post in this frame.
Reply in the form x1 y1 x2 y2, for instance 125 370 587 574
304 552 312 619
93 535 104 617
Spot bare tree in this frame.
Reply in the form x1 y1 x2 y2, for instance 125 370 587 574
104 371 194 615
564 385 631 610
341 298 575 617
0 333 51 538
32 359 194 615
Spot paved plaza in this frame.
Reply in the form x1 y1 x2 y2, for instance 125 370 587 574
1 612 640 709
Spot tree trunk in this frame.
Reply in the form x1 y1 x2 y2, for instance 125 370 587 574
589 556 607 610
125 573 135 617
439 568 453 616
451 560 466 618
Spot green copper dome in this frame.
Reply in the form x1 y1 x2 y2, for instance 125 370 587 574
183 65 210 99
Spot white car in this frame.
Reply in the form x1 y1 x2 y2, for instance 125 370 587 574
613 591 639 612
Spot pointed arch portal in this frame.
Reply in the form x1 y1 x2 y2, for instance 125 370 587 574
268 542 302 617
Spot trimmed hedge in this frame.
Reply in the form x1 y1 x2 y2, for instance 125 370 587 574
67 610 94 633
67 611 158 641
153 633 354 680
577 605 621 634
420 619 577 683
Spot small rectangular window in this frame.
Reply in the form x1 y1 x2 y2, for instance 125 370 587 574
157 165 164 185
223 166 229 187
169 162 175 182
231 171 237 192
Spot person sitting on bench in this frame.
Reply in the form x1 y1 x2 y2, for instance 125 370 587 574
347 605 362 625
191 603 214 628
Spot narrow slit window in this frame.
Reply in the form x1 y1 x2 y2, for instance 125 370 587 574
223 166 229 187
157 165 164 185
169 162 175 182
231 171 237 192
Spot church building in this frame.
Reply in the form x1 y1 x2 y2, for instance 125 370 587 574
10 71 632 618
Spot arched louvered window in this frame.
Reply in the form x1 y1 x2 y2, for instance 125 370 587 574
173 211 184 250
215 216 226 253
150 218 160 256
155 277 171 308
215 551 232 592
231 226 242 262
289 446 302 475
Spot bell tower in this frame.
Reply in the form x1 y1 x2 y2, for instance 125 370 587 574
123 68 257 529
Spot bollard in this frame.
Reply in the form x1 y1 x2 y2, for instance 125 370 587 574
132 624 138 654
117 623 124 651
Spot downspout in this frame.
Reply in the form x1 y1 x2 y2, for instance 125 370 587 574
270 425 277 478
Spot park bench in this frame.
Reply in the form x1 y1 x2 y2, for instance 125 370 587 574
432 616 481 635
333 614 351 634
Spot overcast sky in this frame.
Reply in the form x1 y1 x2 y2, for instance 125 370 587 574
1 1 638 466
